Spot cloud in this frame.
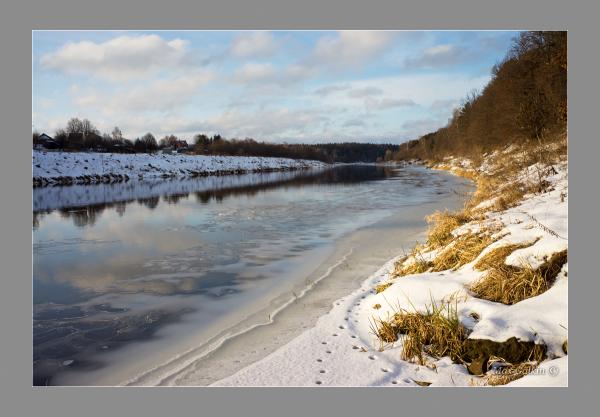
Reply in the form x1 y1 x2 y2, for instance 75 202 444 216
232 62 276 83
403 44 470 69
313 31 395 68
232 62 314 86
205 107 330 139
230 32 279 58
347 86 384 98
313 84 350 96
370 98 416 110
342 118 366 127
41 35 193 81
72 71 214 114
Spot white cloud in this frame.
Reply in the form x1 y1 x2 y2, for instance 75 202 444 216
205 107 330 139
313 84 350 96
72 72 214 114
314 31 395 67
342 118 366 127
230 32 279 58
232 62 276 84
232 62 314 86
403 44 469 69
348 86 384 98
41 35 192 81
368 98 416 110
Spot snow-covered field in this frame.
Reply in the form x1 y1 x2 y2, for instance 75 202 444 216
32 151 326 186
213 145 568 387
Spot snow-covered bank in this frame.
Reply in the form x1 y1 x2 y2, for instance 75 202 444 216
32 151 326 186
214 142 568 387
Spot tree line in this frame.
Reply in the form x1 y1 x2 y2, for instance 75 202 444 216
192 135 398 163
33 120 399 163
392 31 567 162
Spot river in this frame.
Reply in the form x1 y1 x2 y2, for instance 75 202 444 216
32 164 471 385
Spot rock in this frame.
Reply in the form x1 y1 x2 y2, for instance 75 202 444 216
467 354 489 375
464 337 546 364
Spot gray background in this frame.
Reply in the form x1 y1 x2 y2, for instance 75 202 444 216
0 0 595 416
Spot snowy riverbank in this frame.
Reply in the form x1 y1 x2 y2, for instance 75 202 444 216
213 142 568 387
32 151 326 186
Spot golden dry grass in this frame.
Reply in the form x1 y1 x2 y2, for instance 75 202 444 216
470 250 567 305
394 258 432 277
372 300 468 365
431 232 495 272
425 210 472 249
473 242 536 271
375 282 392 294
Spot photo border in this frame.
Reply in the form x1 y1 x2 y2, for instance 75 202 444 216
1 1 595 416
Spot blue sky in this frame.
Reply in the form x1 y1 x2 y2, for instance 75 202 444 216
32 30 518 144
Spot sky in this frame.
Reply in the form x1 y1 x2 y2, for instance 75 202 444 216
32 30 518 144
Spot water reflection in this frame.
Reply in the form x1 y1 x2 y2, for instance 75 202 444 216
33 166 398 229
32 164 458 385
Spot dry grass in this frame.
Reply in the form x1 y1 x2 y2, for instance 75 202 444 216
371 299 468 365
394 257 432 277
431 232 495 272
426 210 472 249
492 185 525 211
473 242 537 271
375 282 392 294
393 245 432 277
470 250 567 305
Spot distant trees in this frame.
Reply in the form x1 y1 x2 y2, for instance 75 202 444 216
135 133 158 152
190 135 397 163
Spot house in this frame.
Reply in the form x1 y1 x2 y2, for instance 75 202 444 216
174 140 188 150
35 133 60 150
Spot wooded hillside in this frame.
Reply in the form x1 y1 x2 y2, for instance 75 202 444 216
393 31 567 162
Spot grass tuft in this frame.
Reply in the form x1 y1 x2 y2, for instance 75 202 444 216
470 250 567 305
372 299 468 365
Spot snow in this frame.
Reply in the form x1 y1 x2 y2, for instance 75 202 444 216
213 150 568 387
32 150 326 185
